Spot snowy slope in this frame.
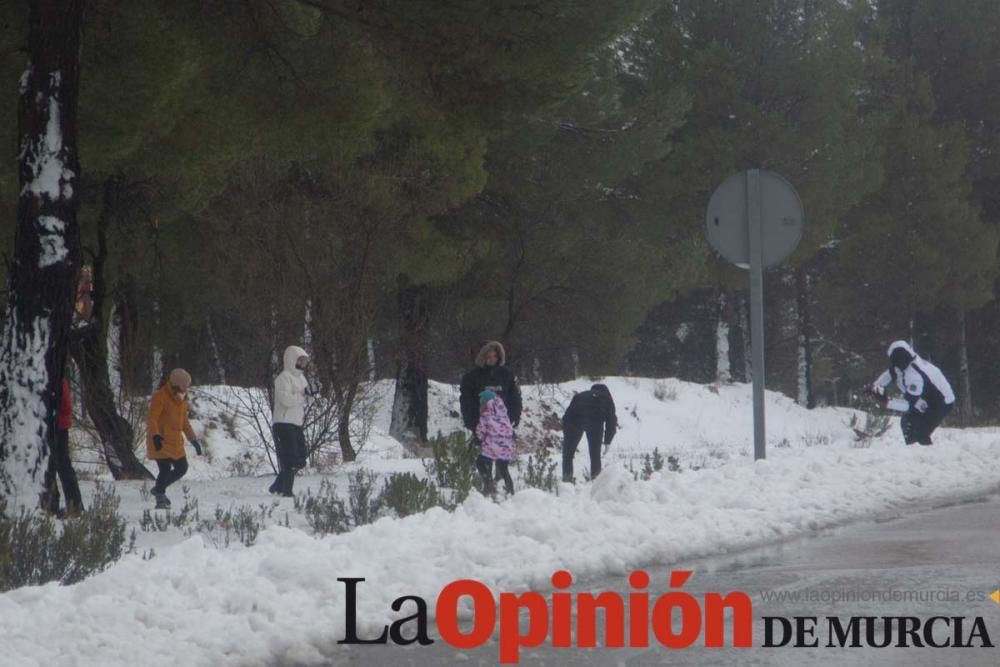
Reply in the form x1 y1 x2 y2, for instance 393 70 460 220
2 377 999 666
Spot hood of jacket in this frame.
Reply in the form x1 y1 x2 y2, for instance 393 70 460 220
887 340 916 369
283 345 309 374
475 341 506 368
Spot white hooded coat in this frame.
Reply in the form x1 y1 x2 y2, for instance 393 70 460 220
874 340 955 409
273 345 309 426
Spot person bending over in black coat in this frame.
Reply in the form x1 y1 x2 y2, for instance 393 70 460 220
562 383 617 482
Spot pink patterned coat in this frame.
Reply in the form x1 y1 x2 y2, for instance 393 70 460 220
476 397 515 461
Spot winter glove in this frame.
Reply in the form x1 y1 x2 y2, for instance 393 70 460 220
915 398 928 413
152 434 163 451
868 387 888 409
190 439 203 456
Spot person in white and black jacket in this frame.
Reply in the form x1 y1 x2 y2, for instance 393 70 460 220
269 345 310 496
872 340 955 445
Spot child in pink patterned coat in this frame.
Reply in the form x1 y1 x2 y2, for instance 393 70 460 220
475 390 515 495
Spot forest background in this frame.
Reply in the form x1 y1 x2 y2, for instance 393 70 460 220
2 0 1000 478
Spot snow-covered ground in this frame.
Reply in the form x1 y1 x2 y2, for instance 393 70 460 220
2 377 1000 666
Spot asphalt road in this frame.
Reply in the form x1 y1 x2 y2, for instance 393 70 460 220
316 494 1000 667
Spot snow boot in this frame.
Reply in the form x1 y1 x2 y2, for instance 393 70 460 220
153 491 171 509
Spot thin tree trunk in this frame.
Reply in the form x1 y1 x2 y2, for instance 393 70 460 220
0 0 85 499
958 309 972 423
739 291 752 383
795 267 814 408
115 274 143 395
715 290 732 384
69 176 152 480
390 274 429 443
336 382 359 462
207 318 226 385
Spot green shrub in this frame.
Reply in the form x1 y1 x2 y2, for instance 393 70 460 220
521 444 559 493
640 448 665 480
0 482 131 591
190 505 264 547
382 473 439 518
347 469 383 527
297 479 350 536
423 432 477 509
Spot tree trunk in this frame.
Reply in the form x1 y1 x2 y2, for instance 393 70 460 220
69 177 152 480
115 274 144 395
389 274 429 443
336 382 359 462
958 309 973 423
715 290 732 384
795 267 814 408
738 291 752 383
207 318 226 385
0 0 85 499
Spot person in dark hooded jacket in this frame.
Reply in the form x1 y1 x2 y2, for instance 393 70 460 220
561 383 617 482
872 340 955 445
459 341 522 431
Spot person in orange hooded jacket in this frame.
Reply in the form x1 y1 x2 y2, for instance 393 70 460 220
146 368 202 509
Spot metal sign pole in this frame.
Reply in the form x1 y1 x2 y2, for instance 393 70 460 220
706 168 802 462
746 169 766 461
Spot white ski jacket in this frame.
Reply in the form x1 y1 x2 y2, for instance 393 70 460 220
873 341 955 411
273 345 310 426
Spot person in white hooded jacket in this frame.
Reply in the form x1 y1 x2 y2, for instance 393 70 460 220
269 345 310 496
872 340 955 445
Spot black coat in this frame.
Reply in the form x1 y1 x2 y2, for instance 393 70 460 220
460 364 522 429
562 385 617 444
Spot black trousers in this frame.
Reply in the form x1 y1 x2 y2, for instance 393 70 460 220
476 455 514 495
562 424 604 481
901 403 952 445
152 457 188 494
271 423 306 496
42 428 83 513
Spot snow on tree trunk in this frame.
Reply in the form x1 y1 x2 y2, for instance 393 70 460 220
207 318 226 385
715 290 731 384
571 347 580 379
366 337 376 382
303 300 313 350
151 344 163 393
739 292 752 382
958 309 973 423
107 303 122 400
795 268 814 408
0 0 84 500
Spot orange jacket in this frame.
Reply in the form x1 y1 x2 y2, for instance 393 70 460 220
146 383 196 460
